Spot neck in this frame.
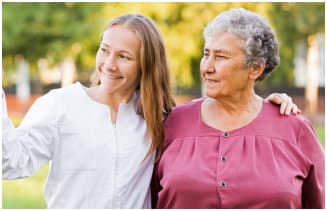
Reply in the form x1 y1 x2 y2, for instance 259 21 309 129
208 88 261 116
85 85 135 124
97 86 134 109
202 88 263 131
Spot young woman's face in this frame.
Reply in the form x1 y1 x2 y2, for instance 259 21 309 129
200 32 252 99
96 25 141 96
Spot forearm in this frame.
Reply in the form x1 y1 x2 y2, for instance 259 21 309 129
2 91 55 179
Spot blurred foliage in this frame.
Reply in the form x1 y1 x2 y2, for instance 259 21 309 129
2 2 325 93
3 3 102 62
264 2 324 86
2 2 103 85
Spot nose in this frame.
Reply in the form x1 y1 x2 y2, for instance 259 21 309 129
103 54 118 71
201 56 215 74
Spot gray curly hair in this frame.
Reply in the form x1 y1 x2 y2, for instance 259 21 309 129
203 8 280 81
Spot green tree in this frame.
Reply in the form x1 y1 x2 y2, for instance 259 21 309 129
263 2 324 86
2 2 102 85
3 2 324 91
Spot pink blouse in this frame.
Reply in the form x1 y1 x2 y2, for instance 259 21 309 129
154 98 324 208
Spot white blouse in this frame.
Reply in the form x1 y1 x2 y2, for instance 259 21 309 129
2 82 155 208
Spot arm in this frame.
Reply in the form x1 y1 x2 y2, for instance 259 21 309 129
266 93 300 115
297 117 324 208
2 90 60 179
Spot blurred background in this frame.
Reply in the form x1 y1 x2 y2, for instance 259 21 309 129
2 2 325 208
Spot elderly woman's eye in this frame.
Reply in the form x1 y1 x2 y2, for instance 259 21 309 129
99 48 107 54
216 55 227 59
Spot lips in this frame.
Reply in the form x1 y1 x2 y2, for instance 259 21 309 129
205 78 219 85
102 72 123 80
106 76 123 80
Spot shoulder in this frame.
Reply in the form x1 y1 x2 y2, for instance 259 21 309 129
44 82 85 102
51 82 82 96
165 98 203 126
163 98 204 146
262 101 309 127
259 101 315 143
40 82 79 97
31 82 84 113
167 98 204 120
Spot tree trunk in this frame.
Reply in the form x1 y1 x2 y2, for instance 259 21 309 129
305 34 319 117
15 55 30 104
61 57 76 87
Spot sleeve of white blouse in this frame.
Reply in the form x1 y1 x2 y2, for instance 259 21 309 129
297 117 325 208
2 90 60 179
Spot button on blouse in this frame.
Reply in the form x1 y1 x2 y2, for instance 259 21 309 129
220 156 227 161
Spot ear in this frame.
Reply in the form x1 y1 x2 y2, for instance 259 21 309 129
249 64 265 81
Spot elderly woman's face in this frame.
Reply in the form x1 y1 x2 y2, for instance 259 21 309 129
200 32 253 99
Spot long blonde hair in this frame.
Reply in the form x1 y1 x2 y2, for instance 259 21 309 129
91 14 175 160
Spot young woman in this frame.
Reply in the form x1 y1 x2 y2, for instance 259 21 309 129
3 14 174 208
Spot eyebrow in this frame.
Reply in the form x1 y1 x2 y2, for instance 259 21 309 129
204 48 232 56
100 43 134 56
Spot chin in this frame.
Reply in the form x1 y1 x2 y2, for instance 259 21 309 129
99 82 117 92
205 91 216 98
205 87 216 96
205 90 225 99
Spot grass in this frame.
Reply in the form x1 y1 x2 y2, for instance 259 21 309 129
2 117 48 208
315 125 325 147
2 164 48 208
2 125 325 208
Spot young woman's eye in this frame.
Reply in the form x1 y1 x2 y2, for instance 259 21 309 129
119 54 130 60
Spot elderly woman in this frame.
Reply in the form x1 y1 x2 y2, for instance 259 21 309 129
154 8 324 208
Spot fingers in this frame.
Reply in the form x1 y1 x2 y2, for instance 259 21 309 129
279 93 292 115
272 95 282 104
267 93 282 104
285 95 293 115
267 93 301 115
279 99 288 115
279 94 302 115
291 104 301 114
291 104 300 114
291 104 297 114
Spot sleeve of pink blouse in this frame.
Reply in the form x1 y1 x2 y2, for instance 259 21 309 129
297 117 325 208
